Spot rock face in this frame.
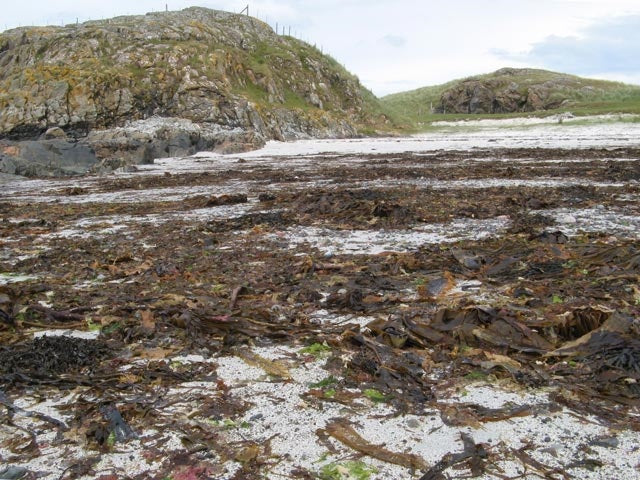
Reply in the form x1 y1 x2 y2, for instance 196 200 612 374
85 117 266 170
437 68 594 114
0 7 386 175
0 117 267 177
0 139 98 177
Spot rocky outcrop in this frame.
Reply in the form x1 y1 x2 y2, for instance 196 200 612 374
0 8 382 142
437 68 592 114
85 117 266 170
0 7 390 176
0 117 268 177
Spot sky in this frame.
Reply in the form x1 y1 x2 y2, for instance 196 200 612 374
2 0 640 96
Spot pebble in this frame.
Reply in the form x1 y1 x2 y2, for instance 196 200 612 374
557 214 577 224
590 436 620 449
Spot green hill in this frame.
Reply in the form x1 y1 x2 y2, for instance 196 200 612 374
382 68 640 128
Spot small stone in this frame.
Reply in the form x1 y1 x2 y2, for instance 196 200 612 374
557 214 577 224
258 193 276 202
405 418 421 429
42 127 67 140
590 435 619 448
0 466 29 479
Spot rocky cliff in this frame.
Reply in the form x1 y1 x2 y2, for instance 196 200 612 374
0 7 389 176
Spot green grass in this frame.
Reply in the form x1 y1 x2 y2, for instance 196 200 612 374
324 389 337 398
283 88 311 110
464 370 488 381
309 376 339 388
362 388 388 403
233 82 269 104
299 342 332 356
319 461 377 480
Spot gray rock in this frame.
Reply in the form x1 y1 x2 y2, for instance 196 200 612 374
590 435 619 449
84 117 266 169
0 6 391 178
0 466 28 480
0 139 98 177
0 172 27 183
0 117 269 178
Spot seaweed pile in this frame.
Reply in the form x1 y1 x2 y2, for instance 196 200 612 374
1 144 639 479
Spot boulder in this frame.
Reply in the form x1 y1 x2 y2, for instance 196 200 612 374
439 81 496 114
0 139 98 177
0 172 27 183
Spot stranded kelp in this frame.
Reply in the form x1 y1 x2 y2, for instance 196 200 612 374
1 146 640 478
335 234 640 413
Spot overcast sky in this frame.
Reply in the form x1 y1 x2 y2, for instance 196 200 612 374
3 1 640 96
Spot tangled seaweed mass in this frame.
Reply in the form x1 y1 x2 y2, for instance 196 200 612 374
1 132 640 479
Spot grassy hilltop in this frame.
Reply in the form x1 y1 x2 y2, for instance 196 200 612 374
382 68 640 128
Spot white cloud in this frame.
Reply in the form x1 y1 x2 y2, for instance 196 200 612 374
493 15 640 82
381 35 406 48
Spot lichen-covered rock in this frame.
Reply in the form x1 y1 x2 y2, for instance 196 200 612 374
0 7 386 143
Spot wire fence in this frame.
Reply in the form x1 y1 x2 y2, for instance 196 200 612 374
2 3 335 61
